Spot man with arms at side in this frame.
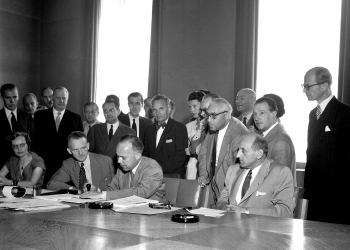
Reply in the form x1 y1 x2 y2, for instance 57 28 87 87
119 92 152 140
47 131 114 192
253 97 297 186
83 102 100 135
34 86 84 187
0 84 33 167
197 98 249 207
216 134 294 218
81 135 165 201
302 67 350 224
40 87 54 109
88 98 135 171
143 95 188 178
236 88 258 132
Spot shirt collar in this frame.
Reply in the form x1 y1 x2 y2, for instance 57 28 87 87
318 95 334 112
132 157 142 174
243 111 253 121
128 113 139 121
218 121 230 136
262 121 279 137
4 106 17 117
53 108 65 117
81 153 90 166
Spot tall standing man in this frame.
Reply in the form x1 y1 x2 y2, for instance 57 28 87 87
197 98 249 207
302 67 350 224
235 88 257 132
119 92 152 140
143 95 188 178
83 102 100 135
34 86 84 187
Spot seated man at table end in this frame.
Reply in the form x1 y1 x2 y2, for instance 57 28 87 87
47 131 114 193
81 135 166 201
216 133 295 218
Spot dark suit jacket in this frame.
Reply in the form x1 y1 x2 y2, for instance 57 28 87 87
87 122 136 169
118 113 152 141
34 108 83 186
106 156 165 201
143 118 188 174
305 97 350 224
237 114 258 132
0 108 34 167
216 159 294 218
47 153 114 191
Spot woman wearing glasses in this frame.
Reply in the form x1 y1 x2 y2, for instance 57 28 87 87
0 132 45 188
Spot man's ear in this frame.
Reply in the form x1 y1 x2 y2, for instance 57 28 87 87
87 142 90 151
67 148 72 155
256 149 264 159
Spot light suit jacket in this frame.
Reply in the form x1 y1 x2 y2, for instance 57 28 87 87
216 159 295 218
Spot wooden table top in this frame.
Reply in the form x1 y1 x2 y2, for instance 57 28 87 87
1 205 350 250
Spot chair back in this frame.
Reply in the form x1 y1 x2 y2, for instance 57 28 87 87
163 177 209 208
293 187 308 219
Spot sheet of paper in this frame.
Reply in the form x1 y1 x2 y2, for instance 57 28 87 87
113 204 182 215
0 198 29 203
34 194 80 201
189 207 226 218
0 199 70 210
109 195 159 210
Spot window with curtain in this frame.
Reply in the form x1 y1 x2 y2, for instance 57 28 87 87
95 0 153 119
256 0 342 162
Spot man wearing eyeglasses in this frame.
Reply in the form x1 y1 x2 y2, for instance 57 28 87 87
302 67 350 225
47 131 114 193
83 102 100 135
197 98 249 207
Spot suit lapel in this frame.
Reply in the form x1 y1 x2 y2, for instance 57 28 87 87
132 157 145 186
98 123 110 149
106 124 120 153
89 153 101 186
0 109 11 134
264 123 280 143
229 167 244 205
156 119 173 150
216 119 234 170
47 108 58 134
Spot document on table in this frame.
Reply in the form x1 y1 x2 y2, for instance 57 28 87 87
115 204 182 215
109 195 159 211
0 198 70 211
35 194 104 204
189 207 226 218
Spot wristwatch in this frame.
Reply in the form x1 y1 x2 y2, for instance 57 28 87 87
245 207 250 214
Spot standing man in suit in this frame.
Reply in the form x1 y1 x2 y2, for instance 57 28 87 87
81 135 166 201
216 134 294 218
22 93 40 117
0 84 33 167
302 67 350 224
253 97 297 186
143 95 188 178
40 87 54 109
119 92 152 141
34 86 84 187
143 96 155 120
197 98 249 207
88 98 136 171
47 131 114 192
83 102 100 135
236 88 257 132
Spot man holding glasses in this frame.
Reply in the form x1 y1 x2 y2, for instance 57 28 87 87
197 98 249 207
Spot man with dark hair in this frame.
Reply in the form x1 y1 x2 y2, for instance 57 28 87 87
105 94 125 116
197 98 249 207
216 134 295 218
119 92 152 140
236 88 257 131
83 102 100 135
34 86 84 187
88 98 135 171
22 93 43 117
143 94 188 178
40 87 54 109
253 97 296 186
47 131 114 192
0 83 33 167
81 135 165 201
302 66 350 224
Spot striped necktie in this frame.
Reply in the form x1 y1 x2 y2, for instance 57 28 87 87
316 105 322 120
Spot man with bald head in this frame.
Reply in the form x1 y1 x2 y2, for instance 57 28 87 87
197 98 249 207
302 67 350 224
236 88 257 131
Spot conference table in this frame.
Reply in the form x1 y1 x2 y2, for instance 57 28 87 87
1 202 350 250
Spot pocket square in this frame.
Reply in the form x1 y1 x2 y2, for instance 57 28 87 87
325 126 331 132
166 139 173 143
256 191 266 196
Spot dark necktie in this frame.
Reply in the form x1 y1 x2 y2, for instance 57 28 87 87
241 169 252 199
132 119 137 132
79 163 87 191
109 125 113 140
316 105 322 120
10 112 17 132
129 171 134 188
155 123 166 130
210 132 218 179
243 117 247 126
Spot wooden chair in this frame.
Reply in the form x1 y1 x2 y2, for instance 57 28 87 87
163 177 209 208
293 187 309 219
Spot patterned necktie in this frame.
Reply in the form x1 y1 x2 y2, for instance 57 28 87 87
132 119 137 132
243 117 247 126
129 171 134 188
316 105 322 120
79 163 87 191
109 125 113 140
55 112 61 131
241 169 252 199
11 112 17 132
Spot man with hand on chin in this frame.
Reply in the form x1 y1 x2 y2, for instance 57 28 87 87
216 133 294 218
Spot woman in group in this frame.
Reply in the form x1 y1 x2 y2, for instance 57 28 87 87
0 132 45 188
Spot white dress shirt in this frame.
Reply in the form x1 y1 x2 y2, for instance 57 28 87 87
107 121 119 135
235 164 262 204
128 113 140 137
53 108 65 121
318 94 334 114
4 107 17 131
156 119 168 147
262 122 278 137
215 122 229 165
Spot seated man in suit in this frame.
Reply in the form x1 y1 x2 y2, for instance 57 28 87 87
235 88 258 132
143 94 188 179
119 92 152 140
253 97 297 186
0 83 33 167
47 131 114 192
83 102 100 135
216 133 295 218
81 135 165 201
88 98 136 170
